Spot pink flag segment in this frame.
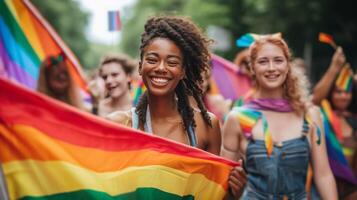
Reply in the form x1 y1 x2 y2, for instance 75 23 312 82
210 54 252 100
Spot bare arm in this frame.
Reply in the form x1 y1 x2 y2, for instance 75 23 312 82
221 111 247 200
206 113 222 155
312 47 346 105
308 106 337 199
221 111 242 160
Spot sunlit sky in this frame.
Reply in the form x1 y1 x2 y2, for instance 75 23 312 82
76 0 137 45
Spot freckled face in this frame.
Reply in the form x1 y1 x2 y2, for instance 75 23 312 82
140 38 184 97
252 43 289 91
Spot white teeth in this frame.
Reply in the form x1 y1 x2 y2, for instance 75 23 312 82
152 77 169 83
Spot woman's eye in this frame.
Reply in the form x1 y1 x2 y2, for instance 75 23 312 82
275 59 283 64
146 58 157 64
258 60 268 65
102 75 107 80
167 62 179 67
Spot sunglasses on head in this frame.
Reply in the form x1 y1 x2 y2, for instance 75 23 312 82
45 53 65 68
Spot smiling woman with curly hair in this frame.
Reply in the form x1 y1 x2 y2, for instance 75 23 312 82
108 15 246 199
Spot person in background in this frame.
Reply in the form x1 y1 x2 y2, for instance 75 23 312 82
108 15 247 199
233 48 251 77
222 35 337 199
312 47 357 200
37 53 85 110
95 53 136 117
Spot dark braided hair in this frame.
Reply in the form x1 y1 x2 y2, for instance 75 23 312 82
136 15 213 135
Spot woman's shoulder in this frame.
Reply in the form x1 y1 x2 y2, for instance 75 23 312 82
106 109 132 126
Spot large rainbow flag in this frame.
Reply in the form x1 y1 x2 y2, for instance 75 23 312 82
0 78 236 200
210 54 252 100
320 100 357 185
0 0 87 91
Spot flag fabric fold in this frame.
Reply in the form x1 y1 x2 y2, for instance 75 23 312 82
210 54 252 101
320 100 357 185
0 78 236 200
0 0 87 91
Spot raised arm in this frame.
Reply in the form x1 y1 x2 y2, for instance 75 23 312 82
308 106 338 200
312 47 346 105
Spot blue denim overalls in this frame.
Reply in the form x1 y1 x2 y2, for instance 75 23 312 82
241 119 310 200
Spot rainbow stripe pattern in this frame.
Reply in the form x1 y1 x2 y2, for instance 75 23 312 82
321 100 344 141
0 78 236 200
335 65 353 92
232 106 273 156
0 0 87 91
320 100 357 184
132 79 146 106
210 54 252 101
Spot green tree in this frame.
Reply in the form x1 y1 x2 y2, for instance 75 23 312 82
31 0 92 69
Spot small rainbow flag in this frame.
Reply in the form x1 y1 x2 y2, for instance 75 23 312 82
318 32 337 49
236 33 256 47
210 54 252 101
0 78 236 200
132 79 146 106
335 65 353 92
0 0 87 91
232 106 273 156
108 10 121 32
320 100 357 185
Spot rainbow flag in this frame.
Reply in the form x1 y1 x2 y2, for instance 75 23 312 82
236 33 256 47
132 79 146 106
318 32 337 49
0 78 236 200
320 100 357 185
210 54 252 100
232 106 273 156
335 65 353 92
0 0 87 91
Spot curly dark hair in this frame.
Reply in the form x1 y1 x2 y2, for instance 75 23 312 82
136 15 213 137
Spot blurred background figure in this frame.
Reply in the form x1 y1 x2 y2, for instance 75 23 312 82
37 53 85 110
95 53 136 117
199 68 232 122
312 47 357 200
233 49 251 77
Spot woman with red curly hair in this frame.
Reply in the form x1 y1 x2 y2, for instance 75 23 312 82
222 35 337 199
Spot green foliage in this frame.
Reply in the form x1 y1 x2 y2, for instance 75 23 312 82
31 0 93 69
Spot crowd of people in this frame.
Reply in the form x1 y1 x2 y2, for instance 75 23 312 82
33 15 357 200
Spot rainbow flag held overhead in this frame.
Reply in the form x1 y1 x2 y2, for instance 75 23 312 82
318 32 337 49
0 0 87 91
320 100 357 185
0 78 236 200
335 65 353 93
210 54 252 101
